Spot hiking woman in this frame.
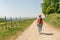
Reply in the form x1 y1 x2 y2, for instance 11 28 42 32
37 14 43 34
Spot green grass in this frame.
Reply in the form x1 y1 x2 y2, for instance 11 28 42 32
44 13 60 28
0 18 36 40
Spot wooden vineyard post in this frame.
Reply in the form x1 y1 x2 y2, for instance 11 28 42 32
10 17 12 28
19 17 21 25
5 16 7 30
16 17 17 26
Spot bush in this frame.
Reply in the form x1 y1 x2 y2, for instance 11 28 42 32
57 8 60 13
46 6 55 14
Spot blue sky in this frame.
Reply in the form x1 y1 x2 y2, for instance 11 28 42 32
0 0 44 18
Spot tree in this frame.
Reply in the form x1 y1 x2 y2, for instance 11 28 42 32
41 0 60 15
41 0 51 14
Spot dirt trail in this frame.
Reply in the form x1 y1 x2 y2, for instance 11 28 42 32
16 20 60 40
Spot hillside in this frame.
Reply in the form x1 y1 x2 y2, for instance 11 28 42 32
44 13 60 28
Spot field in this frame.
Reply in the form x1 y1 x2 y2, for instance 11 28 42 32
44 13 60 28
0 18 36 40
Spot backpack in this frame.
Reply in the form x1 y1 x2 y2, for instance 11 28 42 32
37 18 42 24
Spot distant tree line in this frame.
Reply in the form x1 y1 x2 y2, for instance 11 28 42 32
0 18 4 22
41 0 60 15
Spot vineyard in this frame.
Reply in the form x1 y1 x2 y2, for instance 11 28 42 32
0 16 35 40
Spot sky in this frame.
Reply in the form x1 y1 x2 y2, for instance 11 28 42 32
0 0 44 18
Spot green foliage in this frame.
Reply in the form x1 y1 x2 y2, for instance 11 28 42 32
41 0 60 14
57 7 60 13
46 6 55 14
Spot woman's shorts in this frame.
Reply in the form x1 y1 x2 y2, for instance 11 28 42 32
37 24 42 32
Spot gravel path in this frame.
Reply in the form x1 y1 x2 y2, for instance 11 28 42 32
16 20 60 40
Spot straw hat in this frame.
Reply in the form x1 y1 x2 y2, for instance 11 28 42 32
38 14 41 17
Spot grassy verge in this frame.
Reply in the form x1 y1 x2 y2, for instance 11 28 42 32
44 13 60 28
0 18 36 40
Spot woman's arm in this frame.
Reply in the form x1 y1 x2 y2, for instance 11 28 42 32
42 18 43 25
